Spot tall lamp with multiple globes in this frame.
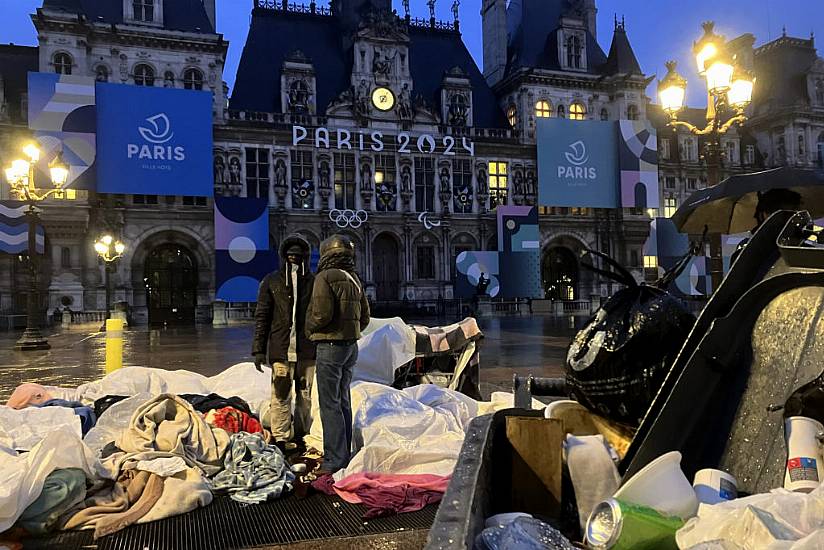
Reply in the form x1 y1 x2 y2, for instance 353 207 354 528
3 143 69 351
94 234 126 330
657 21 755 291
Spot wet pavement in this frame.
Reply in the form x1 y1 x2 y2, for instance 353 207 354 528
0 316 580 402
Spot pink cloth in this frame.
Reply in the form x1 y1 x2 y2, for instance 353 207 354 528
6 383 53 410
332 473 449 518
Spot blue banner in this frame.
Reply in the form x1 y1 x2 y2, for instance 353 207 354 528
96 83 213 196
537 118 619 208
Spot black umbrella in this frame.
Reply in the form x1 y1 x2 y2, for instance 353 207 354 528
672 167 824 234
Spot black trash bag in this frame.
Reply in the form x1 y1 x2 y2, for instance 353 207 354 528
565 249 696 427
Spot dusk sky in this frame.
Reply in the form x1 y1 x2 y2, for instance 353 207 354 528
3 0 823 107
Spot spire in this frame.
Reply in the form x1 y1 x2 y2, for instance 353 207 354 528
602 17 642 76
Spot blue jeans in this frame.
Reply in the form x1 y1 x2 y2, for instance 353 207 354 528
315 342 358 472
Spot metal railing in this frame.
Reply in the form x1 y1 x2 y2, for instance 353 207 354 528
254 0 332 16
563 300 592 313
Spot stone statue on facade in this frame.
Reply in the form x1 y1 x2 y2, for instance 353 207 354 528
427 0 436 20
452 0 460 23
513 170 524 196
372 47 395 78
319 161 331 190
229 157 241 185
274 159 287 189
214 155 226 186
476 166 488 194
401 165 412 193
402 0 410 18
361 163 373 191
397 83 413 121
355 79 370 118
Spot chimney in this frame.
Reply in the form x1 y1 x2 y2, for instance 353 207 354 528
203 0 216 31
482 0 507 86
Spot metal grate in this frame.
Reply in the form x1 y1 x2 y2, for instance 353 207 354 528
25 494 437 550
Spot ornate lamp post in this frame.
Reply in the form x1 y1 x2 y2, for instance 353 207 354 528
4 144 69 350
658 21 755 291
93 234 125 330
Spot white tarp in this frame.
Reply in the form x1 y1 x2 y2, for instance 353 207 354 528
353 317 417 385
0 406 81 451
0 427 107 533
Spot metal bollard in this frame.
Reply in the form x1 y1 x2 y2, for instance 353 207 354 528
105 318 124 374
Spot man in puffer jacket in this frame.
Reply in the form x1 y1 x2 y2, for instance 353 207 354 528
305 234 370 475
252 234 316 451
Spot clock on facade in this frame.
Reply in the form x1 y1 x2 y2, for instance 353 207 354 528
371 87 395 111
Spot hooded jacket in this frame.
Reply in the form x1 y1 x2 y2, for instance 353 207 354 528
305 249 370 342
252 235 316 363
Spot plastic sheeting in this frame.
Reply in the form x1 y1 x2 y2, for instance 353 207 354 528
677 485 824 549
333 383 481 480
353 317 417 385
0 426 107 533
0 406 81 451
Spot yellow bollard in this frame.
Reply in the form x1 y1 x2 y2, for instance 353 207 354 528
105 318 124 374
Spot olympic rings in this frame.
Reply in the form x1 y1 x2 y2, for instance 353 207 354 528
329 209 368 229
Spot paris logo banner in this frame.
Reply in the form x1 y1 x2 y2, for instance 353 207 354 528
214 198 277 302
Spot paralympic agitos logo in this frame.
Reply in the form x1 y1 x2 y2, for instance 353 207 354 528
127 113 186 161
558 140 596 180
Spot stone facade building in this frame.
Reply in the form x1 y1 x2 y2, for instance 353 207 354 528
0 0 659 326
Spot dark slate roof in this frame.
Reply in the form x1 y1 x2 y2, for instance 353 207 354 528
647 104 709 130
602 24 642 76
230 10 505 128
753 36 818 110
504 0 607 76
0 45 38 123
41 0 215 33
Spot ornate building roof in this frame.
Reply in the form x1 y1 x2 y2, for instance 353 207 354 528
229 3 505 128
0 44 38 123
41 0 215 33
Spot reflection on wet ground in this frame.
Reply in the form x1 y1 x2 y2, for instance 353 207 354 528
0 316 580 402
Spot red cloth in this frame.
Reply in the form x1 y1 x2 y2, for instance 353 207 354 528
6 383 53 409
311 473 336 495
204 407 262 434
332 473 449 519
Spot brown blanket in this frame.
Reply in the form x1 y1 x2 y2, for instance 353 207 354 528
63 470 165 539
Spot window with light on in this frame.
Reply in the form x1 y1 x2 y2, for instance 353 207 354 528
535 100 551 118
569 102 586 121
644 256 658 269
664 197 678 218
488 161 508 209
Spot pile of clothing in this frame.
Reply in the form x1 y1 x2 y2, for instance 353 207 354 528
0 363 290 540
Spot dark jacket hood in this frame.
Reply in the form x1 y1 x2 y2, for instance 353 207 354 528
278 234 312 268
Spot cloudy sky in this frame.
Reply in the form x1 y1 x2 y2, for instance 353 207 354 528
3 0 823 106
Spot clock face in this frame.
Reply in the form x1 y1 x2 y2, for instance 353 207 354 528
371 87 395 111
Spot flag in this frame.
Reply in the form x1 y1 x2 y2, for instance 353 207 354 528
0 201 45 255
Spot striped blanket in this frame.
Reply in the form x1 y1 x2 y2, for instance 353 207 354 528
410 317 483 356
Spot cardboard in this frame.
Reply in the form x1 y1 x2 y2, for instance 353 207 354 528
505 417 564 518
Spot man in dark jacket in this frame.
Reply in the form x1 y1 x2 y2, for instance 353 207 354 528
305 234 370 475
252 234 316 449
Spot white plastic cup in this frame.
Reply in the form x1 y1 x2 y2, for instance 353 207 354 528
784 416 824 493
693 469 738 505
613 451 699 520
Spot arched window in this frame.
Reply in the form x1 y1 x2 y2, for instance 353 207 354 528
506 104 517 128
134 64 155 86
53 52 72 75
183 68 203 90
288 79 310 113
535 100 551 118
569 102 586 121
95 65 109 82
600 108 609 121
566 35 582 69
133 0 154 22
627 104 639 120
557 105 566 118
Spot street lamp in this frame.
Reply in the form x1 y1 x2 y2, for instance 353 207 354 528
94 234 126 331
3 144 70 350
657 21 755 291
